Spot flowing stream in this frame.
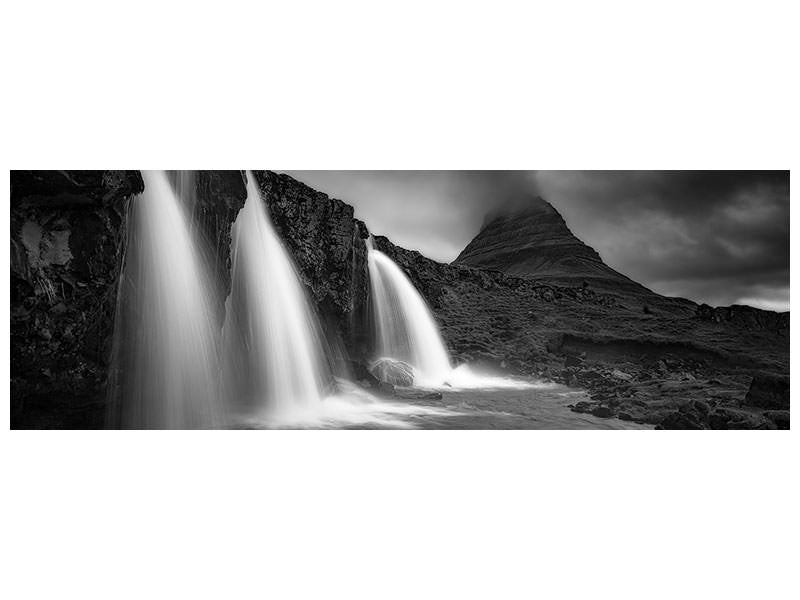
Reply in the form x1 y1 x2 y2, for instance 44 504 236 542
366 237 453 385
107 170 223 429
221 172 330 421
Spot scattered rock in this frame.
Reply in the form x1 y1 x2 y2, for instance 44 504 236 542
591 406 614 418
762 410 789 430
572 401 592 414
659 411 704 430
709 408 734 429
611 369 633 381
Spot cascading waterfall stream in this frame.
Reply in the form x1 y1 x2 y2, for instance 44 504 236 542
107 170 223 429
366 237 453 386
106 170 533 430
366 237 534 390
221 172 329 419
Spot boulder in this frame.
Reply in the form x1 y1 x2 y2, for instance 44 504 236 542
659 411 704 430
745 375 789 410
590 406 614 418
369 358 415 386
571 401 593 414
708 407 772 430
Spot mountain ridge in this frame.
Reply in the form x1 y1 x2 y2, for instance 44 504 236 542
453 195 664 300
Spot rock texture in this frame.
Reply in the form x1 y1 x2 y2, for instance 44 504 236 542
745 375 789 411
250 170 371 359
191 171 248 318
369 358 415 387
10 170 248 428
11 171 143 427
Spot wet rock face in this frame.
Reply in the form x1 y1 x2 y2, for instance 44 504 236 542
193 171 247 314
369 358 415 386
11 170 247 426
11 171 143 419
250 171 371 356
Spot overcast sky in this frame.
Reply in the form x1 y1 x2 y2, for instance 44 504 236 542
286 171 789 312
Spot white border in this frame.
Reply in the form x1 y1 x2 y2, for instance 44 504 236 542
1 2 797 599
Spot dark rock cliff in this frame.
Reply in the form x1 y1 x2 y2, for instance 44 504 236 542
192 171 248 318
10 171 143 426
250 170 371 358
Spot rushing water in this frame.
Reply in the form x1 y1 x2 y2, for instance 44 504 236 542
366 237 453 385
221 172 330 421
107 170 223 429
366 237 545 390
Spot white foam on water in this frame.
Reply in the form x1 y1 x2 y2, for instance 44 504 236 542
237 381 462 429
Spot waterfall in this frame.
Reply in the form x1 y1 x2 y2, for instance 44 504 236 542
365 237 535 390
221 172 329 419
366 237 452 386
107 170 223 429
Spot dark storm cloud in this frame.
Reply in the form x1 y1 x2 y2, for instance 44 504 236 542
534 171 789 310
286 170 789 311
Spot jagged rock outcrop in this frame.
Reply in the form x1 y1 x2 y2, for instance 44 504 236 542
250 170 371 357
695 303 789 334
454 196 656 297
192 171 248 318
11 171 143 426
10 170 247 427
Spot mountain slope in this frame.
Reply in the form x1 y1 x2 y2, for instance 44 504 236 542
453 196 659 298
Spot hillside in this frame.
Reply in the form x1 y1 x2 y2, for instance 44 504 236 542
453 196 697 316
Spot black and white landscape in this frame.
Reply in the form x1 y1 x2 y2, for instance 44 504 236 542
10 170 789 429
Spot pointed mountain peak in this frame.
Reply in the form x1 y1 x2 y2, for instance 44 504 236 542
455 196 654 297
480 195 558 227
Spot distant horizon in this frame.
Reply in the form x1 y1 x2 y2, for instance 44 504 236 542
285 171 790 313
